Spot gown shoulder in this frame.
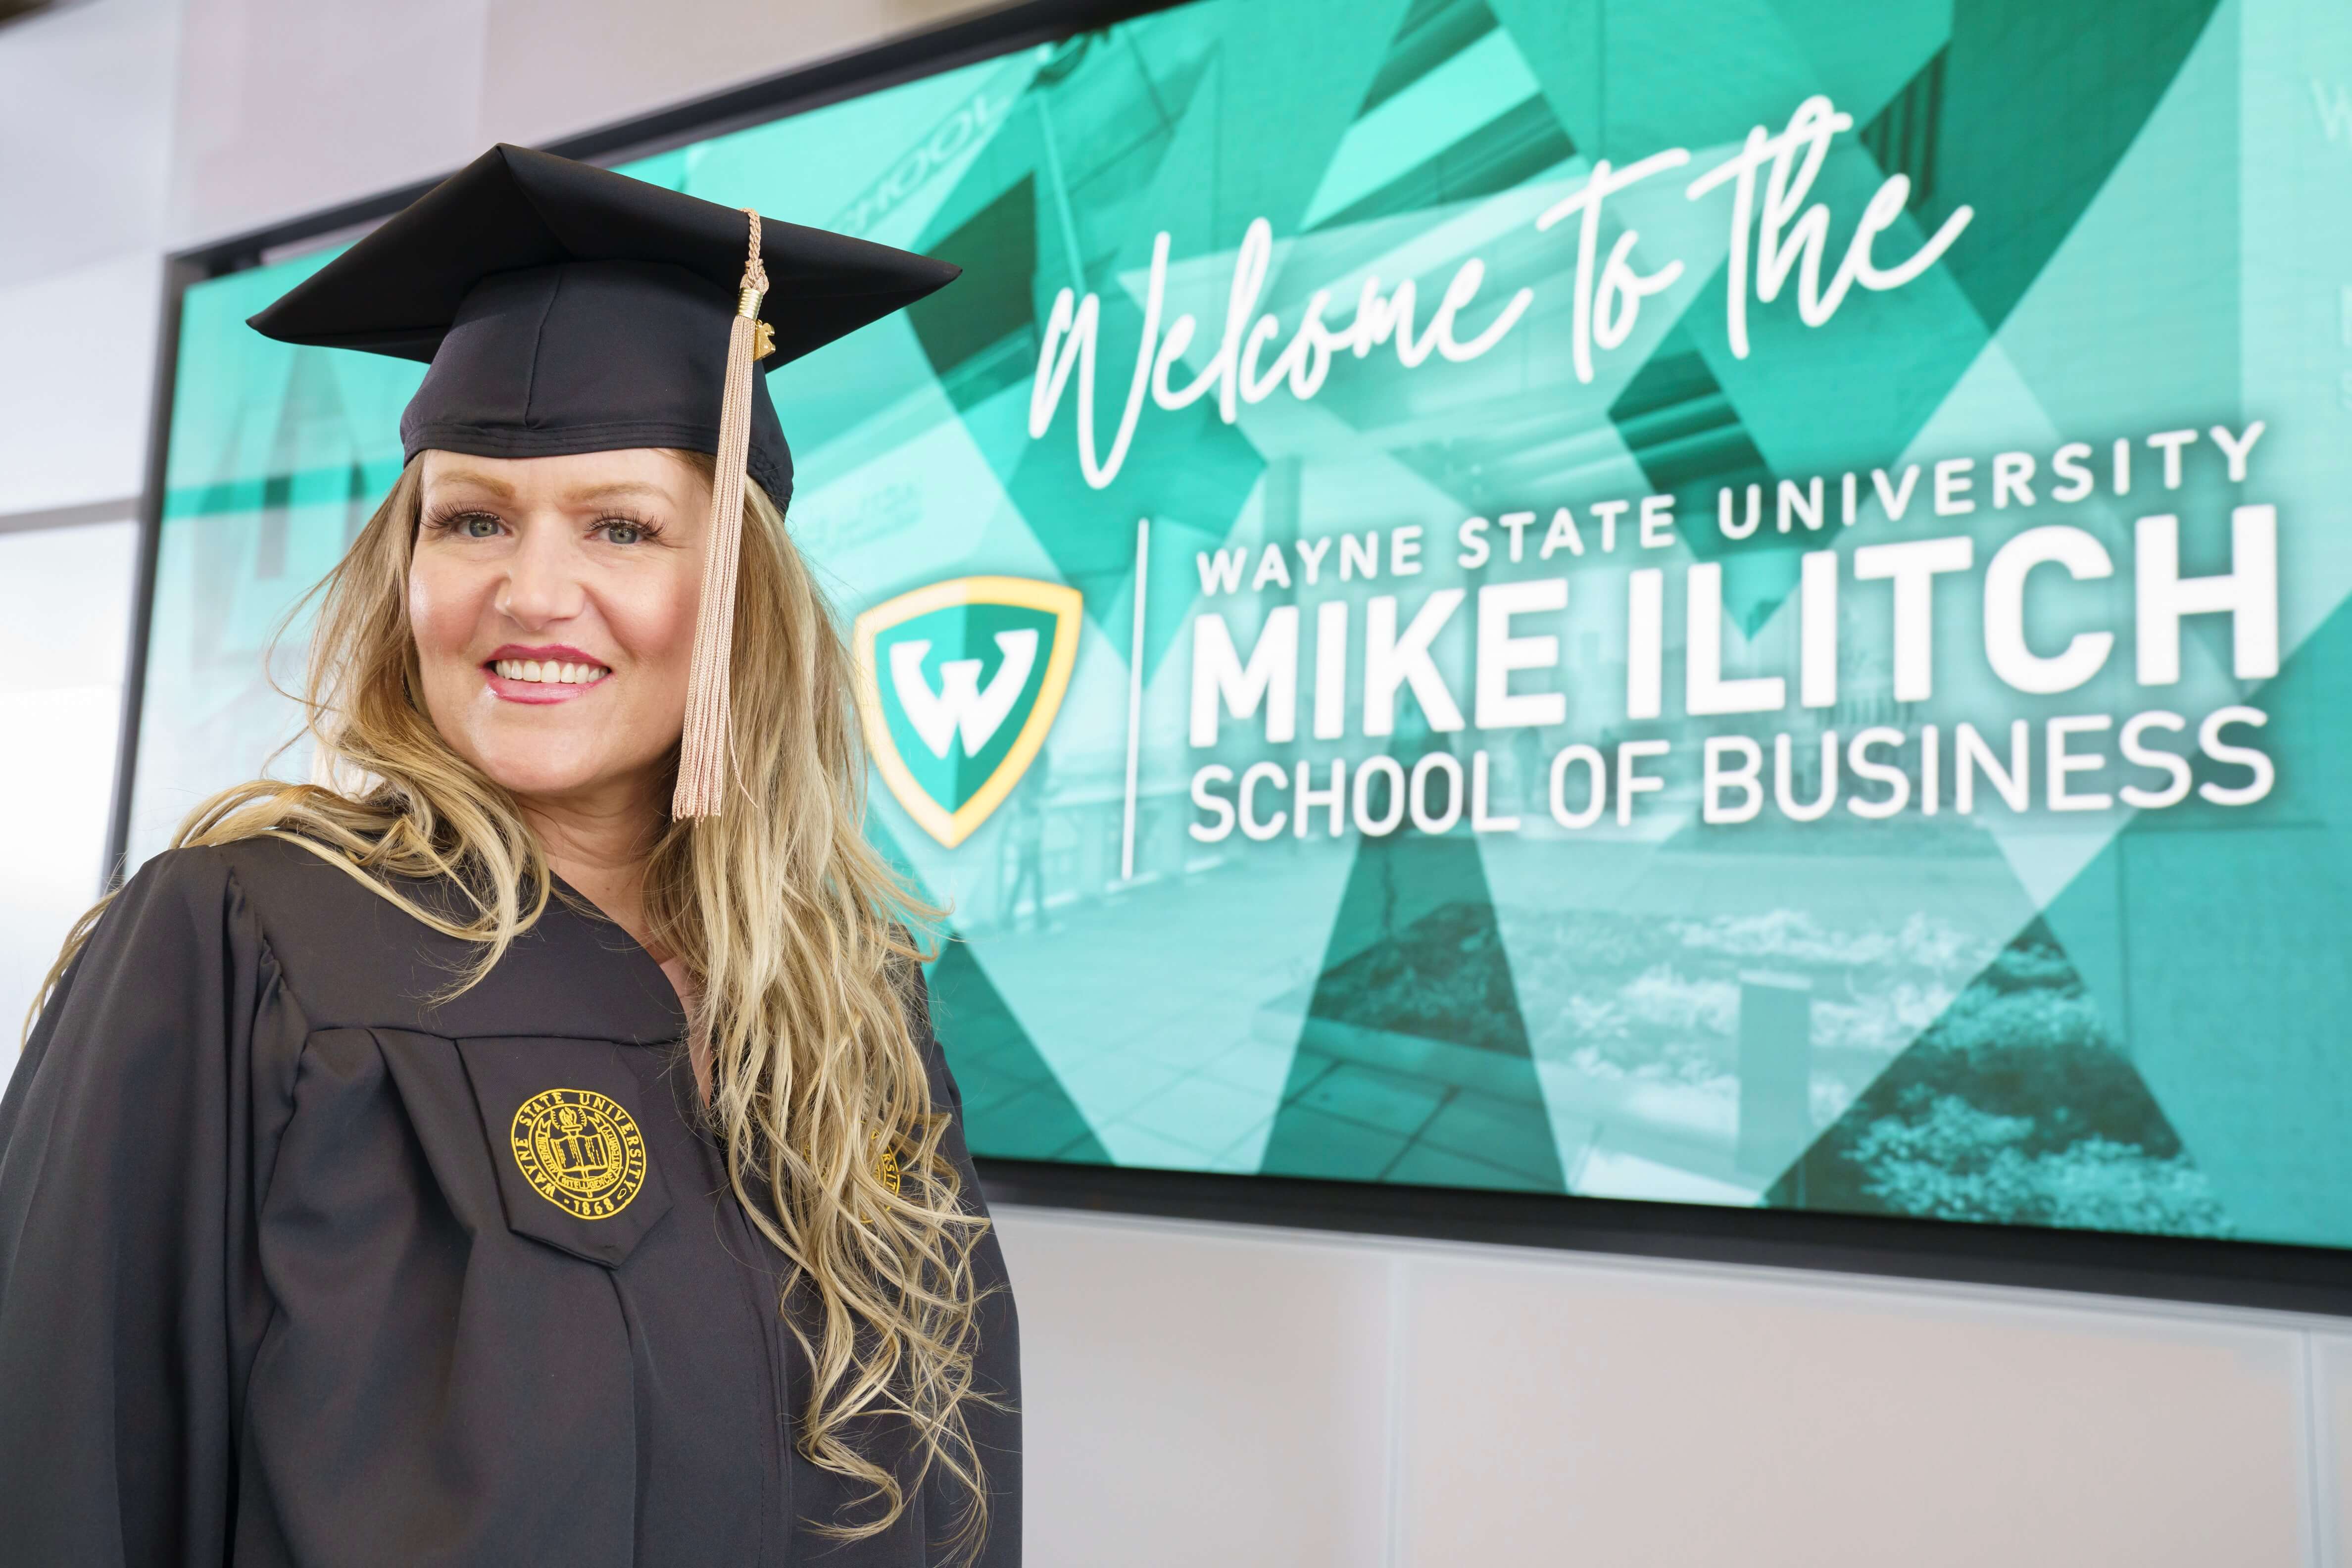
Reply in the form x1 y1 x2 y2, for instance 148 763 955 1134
0 838 309 1565
8 838 303 1096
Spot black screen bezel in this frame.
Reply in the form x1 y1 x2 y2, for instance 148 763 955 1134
112 0 2352 1318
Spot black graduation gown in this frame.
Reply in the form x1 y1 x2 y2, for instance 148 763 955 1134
0 835 1020 1566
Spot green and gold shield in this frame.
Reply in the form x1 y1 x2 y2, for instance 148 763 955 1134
853 576 1083 848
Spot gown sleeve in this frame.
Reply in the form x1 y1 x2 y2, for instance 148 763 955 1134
0 848 300 1566
909 964 1023 1567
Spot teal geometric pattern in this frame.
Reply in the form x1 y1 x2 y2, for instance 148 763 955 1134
1261 737 1566 1192
136 0 2352 1251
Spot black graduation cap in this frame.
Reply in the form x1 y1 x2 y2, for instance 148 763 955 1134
246 144 961 818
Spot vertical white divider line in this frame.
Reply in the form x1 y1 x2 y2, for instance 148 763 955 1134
2300 1328 2335 1568
1121 516 1149 883
1382 1252 1408 1568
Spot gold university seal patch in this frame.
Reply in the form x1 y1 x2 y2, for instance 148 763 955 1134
511 1088 648 1220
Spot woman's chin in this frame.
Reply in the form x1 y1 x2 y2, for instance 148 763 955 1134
473 748 651 810
442 703 676 810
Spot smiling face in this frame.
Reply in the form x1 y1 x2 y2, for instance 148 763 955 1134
408 447 711 816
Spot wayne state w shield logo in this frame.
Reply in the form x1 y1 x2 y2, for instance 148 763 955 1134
853 576 1083 848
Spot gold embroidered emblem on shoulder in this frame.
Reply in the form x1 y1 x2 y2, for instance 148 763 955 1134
875 1140 902 1197
511 1088 648 1220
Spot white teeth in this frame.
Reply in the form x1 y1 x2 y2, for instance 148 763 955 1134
493 658 608 684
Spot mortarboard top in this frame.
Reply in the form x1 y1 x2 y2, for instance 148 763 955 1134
246 144 962 819
247 143 960 507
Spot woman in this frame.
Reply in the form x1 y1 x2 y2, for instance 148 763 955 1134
0 146 1018 1565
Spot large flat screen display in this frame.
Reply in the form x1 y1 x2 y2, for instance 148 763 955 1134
134 0 2352 1253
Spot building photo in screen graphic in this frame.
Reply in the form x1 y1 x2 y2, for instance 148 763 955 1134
131 0 2352 1251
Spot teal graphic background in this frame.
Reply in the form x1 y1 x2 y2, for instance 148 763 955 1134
134 0 2352 1249
871 601 1060 817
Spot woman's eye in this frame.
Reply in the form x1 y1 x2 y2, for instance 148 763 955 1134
457 513 502 539
599 518 649 545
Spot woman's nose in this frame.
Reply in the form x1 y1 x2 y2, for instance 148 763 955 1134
494 526 588 628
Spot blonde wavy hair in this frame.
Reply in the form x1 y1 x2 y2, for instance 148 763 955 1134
34 455 999 1555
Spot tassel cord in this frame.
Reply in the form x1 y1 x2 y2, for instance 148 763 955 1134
673 210 768 820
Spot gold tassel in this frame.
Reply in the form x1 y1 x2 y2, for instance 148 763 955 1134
673 210 769 820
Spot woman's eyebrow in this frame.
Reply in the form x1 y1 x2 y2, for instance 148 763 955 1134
569 481 670 503
432 468 518 499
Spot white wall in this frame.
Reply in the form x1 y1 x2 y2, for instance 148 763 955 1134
0 520 137 1071
164 0 1008 251
1 2 2346 1564
0 0 183 1062
998 1205 2336 1568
